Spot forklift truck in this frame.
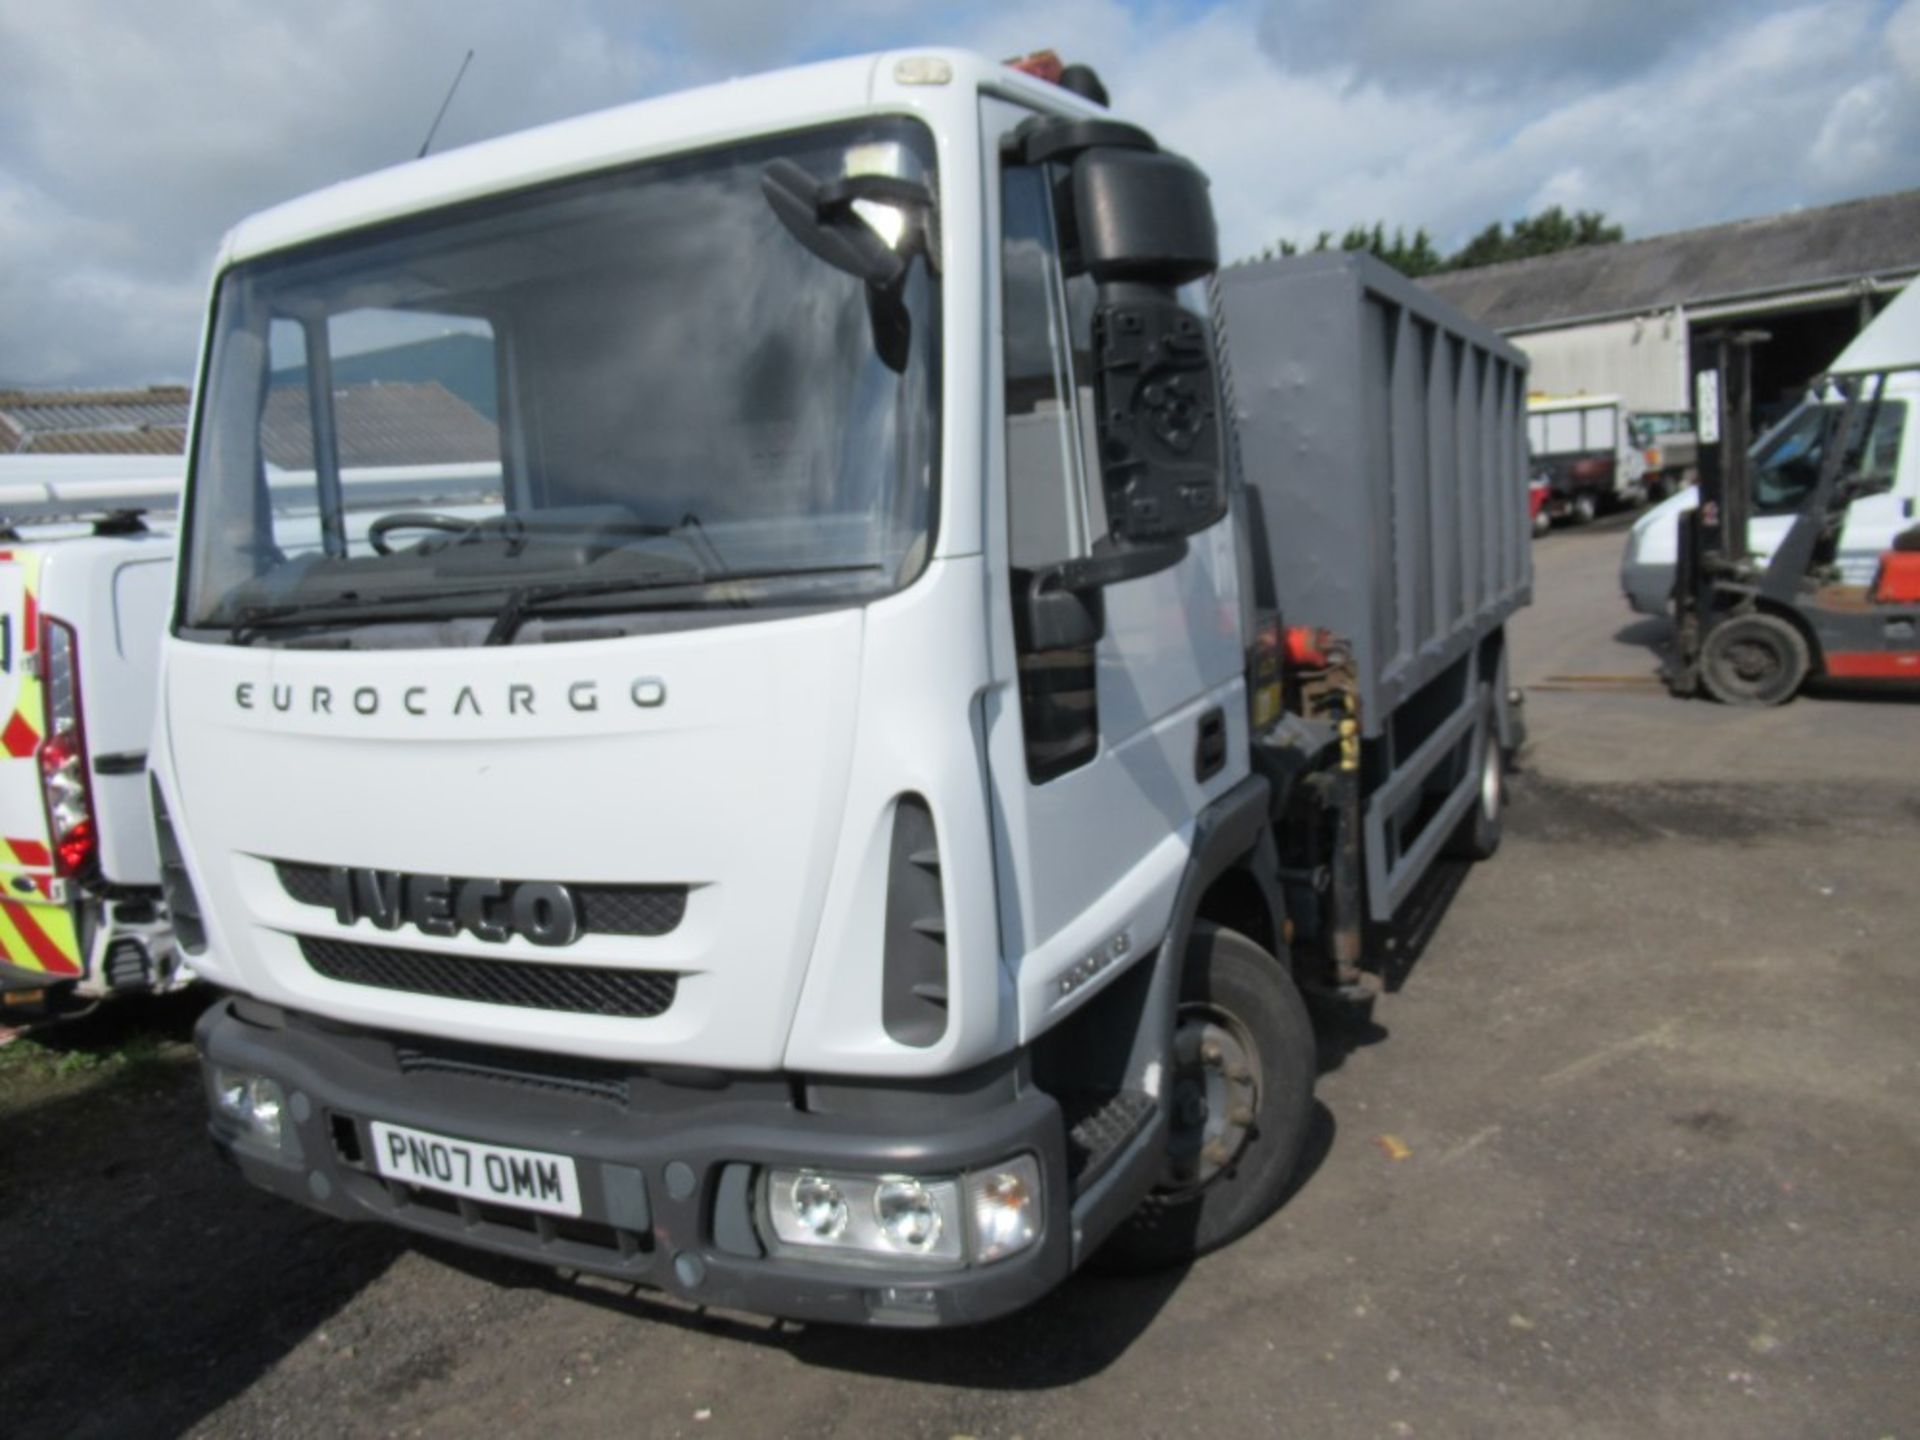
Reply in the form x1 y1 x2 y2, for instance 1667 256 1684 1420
1667 329 1920 705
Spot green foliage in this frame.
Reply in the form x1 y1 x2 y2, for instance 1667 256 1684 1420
1252 205 1623 279
1448 207 1623 270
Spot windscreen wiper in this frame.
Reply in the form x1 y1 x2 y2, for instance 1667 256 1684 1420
483 563 886 645
227 589 505 645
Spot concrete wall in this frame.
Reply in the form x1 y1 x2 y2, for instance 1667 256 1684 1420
1514 310 1690 414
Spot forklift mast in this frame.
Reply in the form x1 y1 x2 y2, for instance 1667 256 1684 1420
1668 330 1762 695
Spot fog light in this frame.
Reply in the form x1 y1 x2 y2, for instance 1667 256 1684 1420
213 1067 252 1120
211 1066 287 1149
966 1155 1042 1264
791 1173 849 1239
248 1077 286 1146
874 1179 942 1251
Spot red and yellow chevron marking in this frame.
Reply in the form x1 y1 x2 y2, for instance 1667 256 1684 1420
0 550 78 979
0 836 77 974
3 836 55 899
2 549 44 756
0 895 81 977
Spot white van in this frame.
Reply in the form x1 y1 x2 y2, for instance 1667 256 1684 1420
0 456 185 1014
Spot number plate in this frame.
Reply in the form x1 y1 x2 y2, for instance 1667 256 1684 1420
368 1120 582 1217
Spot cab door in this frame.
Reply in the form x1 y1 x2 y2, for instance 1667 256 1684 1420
978 98 1246 1035
1833 396 1913 584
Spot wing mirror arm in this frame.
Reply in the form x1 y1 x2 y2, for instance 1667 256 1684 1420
1020 538 1189 650
760 159 936 289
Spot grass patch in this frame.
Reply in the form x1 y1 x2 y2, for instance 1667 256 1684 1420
0 990 212 1101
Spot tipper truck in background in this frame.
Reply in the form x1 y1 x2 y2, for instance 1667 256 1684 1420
0 456 186 1017
1527 393 1647 524
156 49 1528 1326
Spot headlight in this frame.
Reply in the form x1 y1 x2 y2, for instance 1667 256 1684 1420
767 1168 965 1267
874 1179 943 1250
762 1153 1042 1270
790 1173 850 1240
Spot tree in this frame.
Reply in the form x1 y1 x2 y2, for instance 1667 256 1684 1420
1251 206 1622 278
1450 206 1622 269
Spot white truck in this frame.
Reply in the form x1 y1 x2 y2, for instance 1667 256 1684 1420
0 456 185 1017
1621 285 1919 618
1526 393 1648 524
157 50 1529 1326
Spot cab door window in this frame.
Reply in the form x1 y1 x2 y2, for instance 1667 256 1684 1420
1002 165 1103 781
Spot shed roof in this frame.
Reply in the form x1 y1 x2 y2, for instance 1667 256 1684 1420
0 386 191 453
261 380 498 468
19 427 187 455
1422 189 1920 334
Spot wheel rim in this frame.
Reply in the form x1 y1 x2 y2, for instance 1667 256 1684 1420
1480 732 1501 823
1158 1002 1262 1198
1714 629 1790 697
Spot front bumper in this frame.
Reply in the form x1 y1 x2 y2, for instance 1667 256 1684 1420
197 998 1079 1327
1621 558 1675 618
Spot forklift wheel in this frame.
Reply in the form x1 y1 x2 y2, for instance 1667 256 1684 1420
1700 613 1810 707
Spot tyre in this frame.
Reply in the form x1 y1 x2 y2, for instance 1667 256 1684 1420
1700 612 1810 706
1571 491 1598 525
1532 507 1552 538
1446 693 1504 861
1101 923 1316 1270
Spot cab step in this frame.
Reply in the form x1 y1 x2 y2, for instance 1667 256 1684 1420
1062 1089 1157 1194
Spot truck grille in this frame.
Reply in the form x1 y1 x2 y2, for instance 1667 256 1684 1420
298 936 678 1018
275 862 687 937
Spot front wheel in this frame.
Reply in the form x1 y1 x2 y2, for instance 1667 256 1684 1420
1700 612 1810 706
1101 923 1316 1270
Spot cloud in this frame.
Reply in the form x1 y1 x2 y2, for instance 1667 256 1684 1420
0 0 1916 386
1255 0 1793 93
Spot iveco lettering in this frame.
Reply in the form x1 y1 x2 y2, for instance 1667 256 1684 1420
156 49 1530 1326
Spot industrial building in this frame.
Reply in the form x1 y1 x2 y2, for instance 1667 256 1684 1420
1423 188 1920 419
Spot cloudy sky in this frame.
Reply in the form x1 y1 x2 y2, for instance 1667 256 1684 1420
2 0 1916 387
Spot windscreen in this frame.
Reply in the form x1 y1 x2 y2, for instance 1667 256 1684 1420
1751 395 1906 513
181 117 940 643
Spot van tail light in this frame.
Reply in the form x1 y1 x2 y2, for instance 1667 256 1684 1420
37 616 97 879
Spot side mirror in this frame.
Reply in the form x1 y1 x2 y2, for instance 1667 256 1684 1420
1088 291 1225 542
1071 148 1218 287
1069 147 1226 545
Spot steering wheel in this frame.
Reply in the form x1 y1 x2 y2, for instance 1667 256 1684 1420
368 511 482 556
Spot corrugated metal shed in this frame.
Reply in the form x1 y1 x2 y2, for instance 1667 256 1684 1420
1423 189 1920 334
261 381 498 468
0 386 190 454
22 427 188 455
